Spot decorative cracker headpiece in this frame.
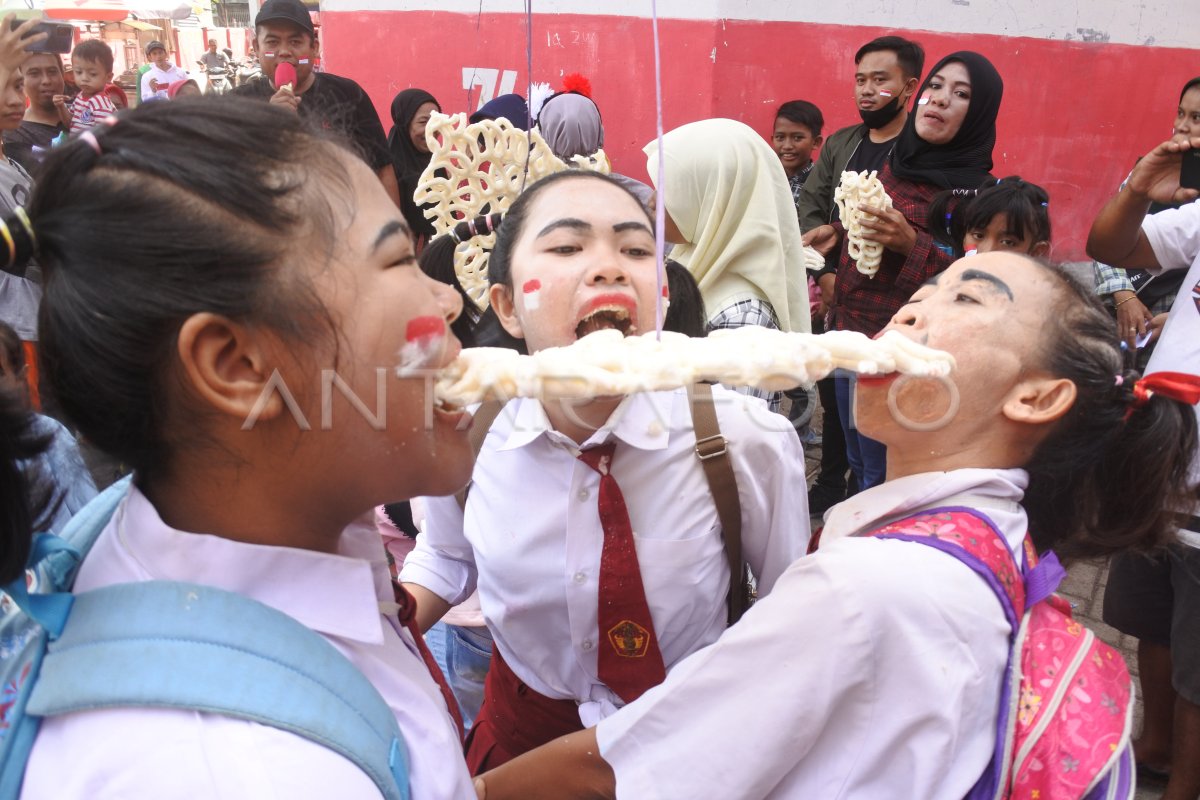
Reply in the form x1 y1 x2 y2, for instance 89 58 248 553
413 111 610 310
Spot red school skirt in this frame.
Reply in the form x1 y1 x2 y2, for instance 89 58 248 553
464 648 584 775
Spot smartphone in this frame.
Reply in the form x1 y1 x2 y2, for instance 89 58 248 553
7 19 74 54
1182 148 1200 192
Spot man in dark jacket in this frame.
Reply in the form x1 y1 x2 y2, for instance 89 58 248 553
796 35 923 513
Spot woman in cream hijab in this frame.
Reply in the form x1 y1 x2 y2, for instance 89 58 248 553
646 118 810 409
646 118 809 334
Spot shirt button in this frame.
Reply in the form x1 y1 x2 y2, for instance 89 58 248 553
573 571 586 584
577 489 590 501
581 639 594 651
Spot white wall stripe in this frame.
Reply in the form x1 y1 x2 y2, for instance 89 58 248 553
317 0 1200 49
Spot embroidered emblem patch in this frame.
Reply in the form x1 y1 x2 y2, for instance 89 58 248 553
608 619 651 658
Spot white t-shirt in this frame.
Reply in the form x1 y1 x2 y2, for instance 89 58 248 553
23 487 475 799
1143 199 1200 546
140 63 189 101
597 468 1027 799
403 387 810 726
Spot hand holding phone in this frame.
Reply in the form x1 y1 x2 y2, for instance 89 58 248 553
0 14 48 70
1182 147 1200 193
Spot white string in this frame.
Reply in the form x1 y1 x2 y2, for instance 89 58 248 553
651 0 666 339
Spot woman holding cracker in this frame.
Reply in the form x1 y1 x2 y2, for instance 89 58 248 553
400 169 810 774
805 50 1004 491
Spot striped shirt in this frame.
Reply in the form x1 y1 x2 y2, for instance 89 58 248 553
68 92 116 133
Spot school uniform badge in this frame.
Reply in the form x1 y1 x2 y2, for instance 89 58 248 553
608 620 651 658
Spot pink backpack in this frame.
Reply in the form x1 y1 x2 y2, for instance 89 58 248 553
869 507 1135 800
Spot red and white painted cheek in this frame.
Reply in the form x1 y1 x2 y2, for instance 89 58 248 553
521 278 542 311
660 284 670 319
396 315 449 377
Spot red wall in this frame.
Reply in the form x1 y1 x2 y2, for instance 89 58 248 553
320 10 1199 261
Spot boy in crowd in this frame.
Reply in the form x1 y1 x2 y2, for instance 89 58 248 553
234 0 399 207
772 100 827 451
772 100 823 207
54 40 115 133
3 52 66 174
140 40 188 102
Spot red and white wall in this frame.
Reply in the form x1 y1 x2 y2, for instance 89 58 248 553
317 0 1200 261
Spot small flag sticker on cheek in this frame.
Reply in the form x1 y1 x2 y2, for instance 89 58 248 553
522 279 542 310
879 90 893 97
396 316 447 377
917 97 930 105
297 58 310 65
263 52 276 58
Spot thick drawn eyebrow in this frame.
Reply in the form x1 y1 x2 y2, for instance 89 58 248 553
921 274 942 288
372 220 411 253
959 269 1014 301
613 221 653 236
536 218 591 239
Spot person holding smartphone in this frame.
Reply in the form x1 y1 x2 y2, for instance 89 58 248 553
1087 133 1200 800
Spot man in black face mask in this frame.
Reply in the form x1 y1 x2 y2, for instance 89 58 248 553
797 36 924 234
795 35 922 514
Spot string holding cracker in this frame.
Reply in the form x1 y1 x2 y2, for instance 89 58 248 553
414 111 611 311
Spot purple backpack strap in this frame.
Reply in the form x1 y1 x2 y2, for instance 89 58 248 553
870 507 1028 631
868 507 1067 800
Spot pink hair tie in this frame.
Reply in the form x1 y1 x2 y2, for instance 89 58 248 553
79 131 101 155
1114 375 1124 386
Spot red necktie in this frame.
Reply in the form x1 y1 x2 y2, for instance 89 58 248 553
578 441 666 703
392 580 465 741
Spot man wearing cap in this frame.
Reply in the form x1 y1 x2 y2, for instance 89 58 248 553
140 40 188 102
234 0 399 206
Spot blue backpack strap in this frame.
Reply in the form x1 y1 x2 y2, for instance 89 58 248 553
24 580 411 800
3 476 132 637
0 477 132 800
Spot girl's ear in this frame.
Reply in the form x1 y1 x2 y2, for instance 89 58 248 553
1002 374 1076 426
176 312 285 422
1030 240 1051 259
489 284 525 339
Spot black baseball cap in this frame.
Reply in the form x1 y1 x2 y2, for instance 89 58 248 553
254 0 315 35
144 40 166 57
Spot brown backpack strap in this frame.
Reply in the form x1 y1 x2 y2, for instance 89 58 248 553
455 399 506 510
689 382 747 624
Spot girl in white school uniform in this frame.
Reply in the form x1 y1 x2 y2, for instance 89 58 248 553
13 98 477 799
474 251 1200 799
400 170 810 773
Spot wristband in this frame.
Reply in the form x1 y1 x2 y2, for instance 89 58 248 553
1113 294 1138 308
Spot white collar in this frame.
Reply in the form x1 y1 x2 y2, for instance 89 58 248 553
821 468 1029 543
498 391 680 454
114 486 390 645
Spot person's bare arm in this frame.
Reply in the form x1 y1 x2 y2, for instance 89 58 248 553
1087 137 1200 268
378 165 401 208
401 582 452 633
475 728 616 800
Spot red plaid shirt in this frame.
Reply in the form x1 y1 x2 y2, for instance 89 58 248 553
829 161 954 336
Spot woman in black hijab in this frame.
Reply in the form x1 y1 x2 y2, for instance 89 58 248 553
803 50 1004 492
388 88 440 247
890 50 1004 189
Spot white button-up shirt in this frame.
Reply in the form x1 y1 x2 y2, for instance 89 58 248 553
402 387 809 725
23 487 475 800
1142 200 1200 545
597 468 1028 799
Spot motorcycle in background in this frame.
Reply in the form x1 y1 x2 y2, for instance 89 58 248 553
234 57 262 88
